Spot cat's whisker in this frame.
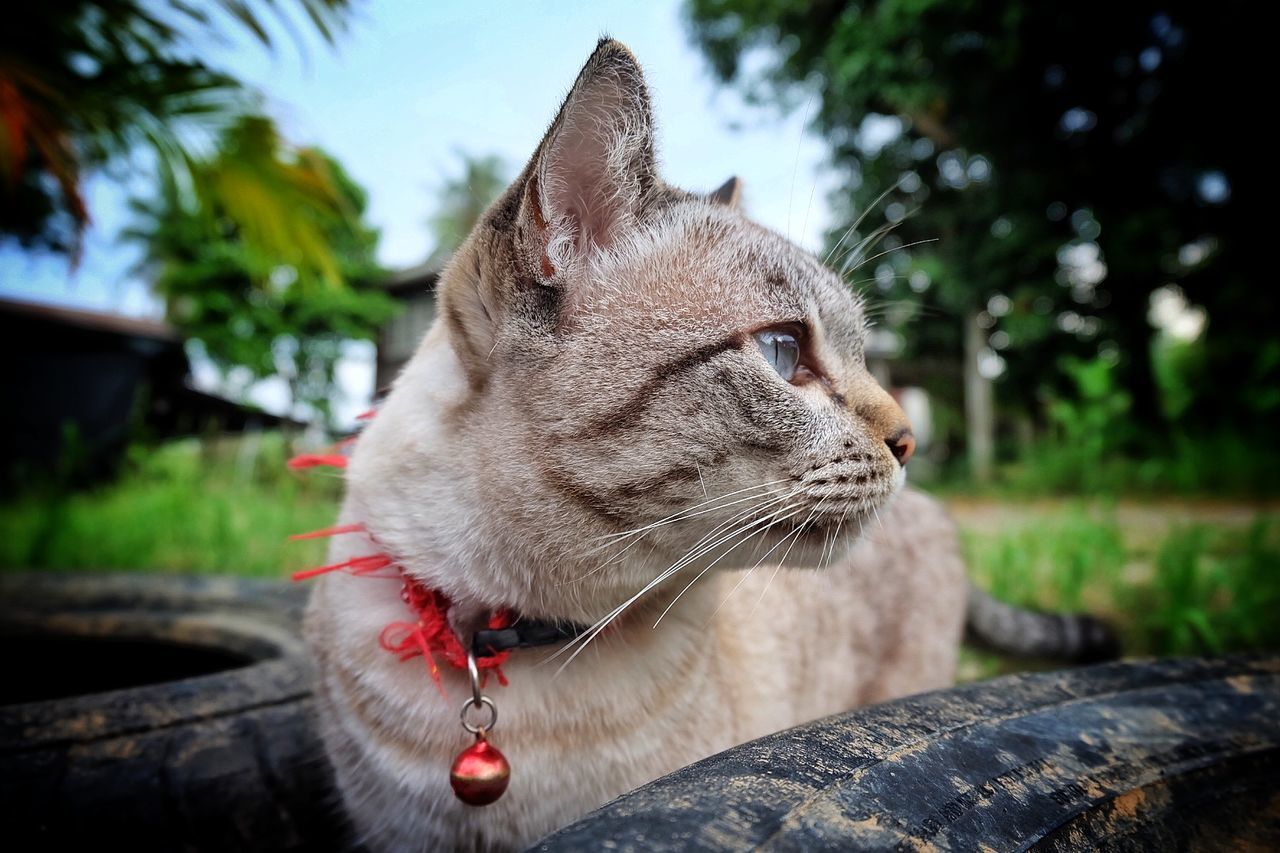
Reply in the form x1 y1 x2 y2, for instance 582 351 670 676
745 487 801 559
747 501 824 620
588 479 788 546
673 489 797 556
823 506 851 570
822 178 908 268
801 179 819 252
652 503 806 629
571 487 795 585
836 211 908 272
836 202 928 284
546 564 684 674
560 485 790 589
711 489 839 622
551 494 802 672
706 501 818 623
844 238 939 278
545 498 776 668
853 277 909 298
836 215 909 275
586 490 781 558
820 519 835 570
636 497 798 604
786 91 817 240
859 298 950 323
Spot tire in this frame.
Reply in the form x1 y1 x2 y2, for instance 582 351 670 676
531 655 1280 851
0 573 343 852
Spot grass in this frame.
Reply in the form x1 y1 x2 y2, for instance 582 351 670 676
0 435 342 578
3 435 1278 673
1133 521 1280 655
953 500 1280 679
924 430 1280 500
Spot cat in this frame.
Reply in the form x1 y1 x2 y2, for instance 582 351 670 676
301 39 1112 852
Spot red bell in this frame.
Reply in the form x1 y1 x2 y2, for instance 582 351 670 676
450 733 510 806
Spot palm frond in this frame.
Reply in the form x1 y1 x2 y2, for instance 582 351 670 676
0 0 358 256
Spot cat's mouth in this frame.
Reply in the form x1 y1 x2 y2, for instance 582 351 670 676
785 486 898 529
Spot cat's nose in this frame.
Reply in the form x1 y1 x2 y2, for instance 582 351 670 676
843 372 914 467
887 428 916 467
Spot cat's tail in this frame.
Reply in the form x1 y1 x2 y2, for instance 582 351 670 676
964 585 1120 663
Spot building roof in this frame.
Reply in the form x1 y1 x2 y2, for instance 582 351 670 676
383 262 440 298
0 297 178 342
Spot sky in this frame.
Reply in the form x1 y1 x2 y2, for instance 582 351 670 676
0 0 838 315
0 0 840 423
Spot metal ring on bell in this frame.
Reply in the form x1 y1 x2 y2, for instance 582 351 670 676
460 695 498 734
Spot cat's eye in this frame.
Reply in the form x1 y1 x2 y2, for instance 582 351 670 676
754 329 801 382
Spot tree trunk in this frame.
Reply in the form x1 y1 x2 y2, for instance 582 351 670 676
964 312 995 483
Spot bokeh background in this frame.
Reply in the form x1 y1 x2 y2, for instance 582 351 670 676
2 0 1275 673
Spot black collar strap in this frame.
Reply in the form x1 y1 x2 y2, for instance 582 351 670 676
472 619 587 657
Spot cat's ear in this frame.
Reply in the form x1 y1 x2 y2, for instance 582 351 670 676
517 39 656 279
440 41 656 390
708 176 742 208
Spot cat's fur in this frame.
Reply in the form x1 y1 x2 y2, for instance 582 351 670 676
305 40 969 852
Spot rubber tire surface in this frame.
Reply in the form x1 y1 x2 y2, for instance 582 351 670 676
0 574 342 852
532 656 1280 851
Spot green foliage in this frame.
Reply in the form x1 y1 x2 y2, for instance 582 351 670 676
0 435 340 577
1151 333 1206 422
0 0 356 260
964 505 1127 613
1047 356 1133 464
1130 519 1280 656
129 116 396 424
974 434 1280 499
426 152 510 267
961 505 1280 668
978 351 1280 495
1160 521 1280 654
1003 355 1133 493
685 0 1272 454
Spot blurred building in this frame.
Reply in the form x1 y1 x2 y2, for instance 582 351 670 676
375 262 439 393
0 298 296 480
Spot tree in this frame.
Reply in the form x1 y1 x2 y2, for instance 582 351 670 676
128 115 396 426
685 0 1269 461
1 0 357 279
425 152 509 267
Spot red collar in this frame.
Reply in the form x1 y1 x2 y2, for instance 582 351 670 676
286 442 584 698
289 524 513 693
288 522 588 695
381 575 514 693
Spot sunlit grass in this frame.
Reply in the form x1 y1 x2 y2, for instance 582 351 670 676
957 504 1280 680
0 435 341 578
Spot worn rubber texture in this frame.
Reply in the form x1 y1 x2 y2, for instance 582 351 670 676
0 574 344 852
532 656 1280 851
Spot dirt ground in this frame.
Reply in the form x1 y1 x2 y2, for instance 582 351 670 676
942 496 1277 538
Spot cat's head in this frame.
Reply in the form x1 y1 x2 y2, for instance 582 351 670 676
351 40 914 614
